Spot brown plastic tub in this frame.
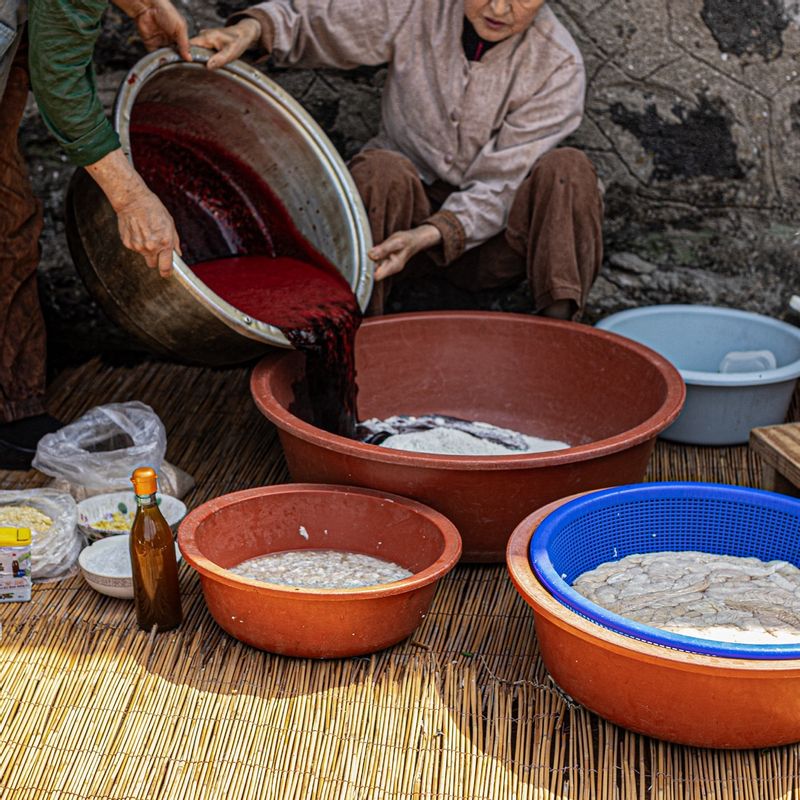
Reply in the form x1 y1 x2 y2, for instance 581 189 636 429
507 497 800 749
178 483 461 658
251 311 685 562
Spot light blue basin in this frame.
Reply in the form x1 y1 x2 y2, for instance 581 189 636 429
596 305 800 445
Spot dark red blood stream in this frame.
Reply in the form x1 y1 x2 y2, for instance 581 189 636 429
130 107 361 438
192 255 360 437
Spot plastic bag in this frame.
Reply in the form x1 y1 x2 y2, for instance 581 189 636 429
0 489 81 581
32 402 167 493
46 459 195 501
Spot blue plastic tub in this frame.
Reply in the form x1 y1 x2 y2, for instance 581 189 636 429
530 482 800 659
596 305 800 444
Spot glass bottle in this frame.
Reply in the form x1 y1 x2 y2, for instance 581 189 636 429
130 467 182 632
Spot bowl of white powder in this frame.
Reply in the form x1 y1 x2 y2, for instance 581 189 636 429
251 311 686 562
79 533 182 599
178 483 461 658
507 483 800 749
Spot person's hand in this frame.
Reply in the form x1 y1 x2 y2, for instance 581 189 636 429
124 0 192 60
114 190 182 277
85 149 181 278
191 19 263 69
368 224 442 281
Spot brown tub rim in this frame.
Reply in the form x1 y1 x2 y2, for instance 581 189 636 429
178 483 462 600
250 310 687 471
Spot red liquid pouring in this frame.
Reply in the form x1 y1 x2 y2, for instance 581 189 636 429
193 255 360 437
130 108 361 437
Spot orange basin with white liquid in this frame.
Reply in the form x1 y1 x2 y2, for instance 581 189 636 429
251 311 685 562
506 496 800 749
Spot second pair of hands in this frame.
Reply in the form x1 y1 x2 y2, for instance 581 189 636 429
190 19 442 281
88 0 194 276
112 12 439 281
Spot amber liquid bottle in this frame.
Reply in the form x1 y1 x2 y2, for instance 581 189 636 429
130 467 182 632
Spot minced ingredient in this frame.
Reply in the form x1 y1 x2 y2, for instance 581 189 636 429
85 544 132 577
0 505 53 530
229 549 414 589
573 551 800 646
91 510 135 532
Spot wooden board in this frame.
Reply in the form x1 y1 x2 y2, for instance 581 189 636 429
750 423 800 496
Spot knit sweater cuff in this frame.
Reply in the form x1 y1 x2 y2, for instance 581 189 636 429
423 210 466 266
227 8 276 56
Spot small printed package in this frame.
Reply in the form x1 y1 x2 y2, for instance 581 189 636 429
0 527 32 603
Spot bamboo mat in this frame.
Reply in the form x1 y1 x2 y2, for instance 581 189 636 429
1 357 799 800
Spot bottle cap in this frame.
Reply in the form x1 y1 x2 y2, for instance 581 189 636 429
131 467 158 495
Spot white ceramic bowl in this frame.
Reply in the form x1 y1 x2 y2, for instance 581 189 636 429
77 491 187 542
78 533 182 599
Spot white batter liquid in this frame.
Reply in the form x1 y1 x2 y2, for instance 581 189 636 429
574 551 800 645
229 549 413 589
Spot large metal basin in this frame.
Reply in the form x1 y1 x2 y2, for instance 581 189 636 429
65 47 372 365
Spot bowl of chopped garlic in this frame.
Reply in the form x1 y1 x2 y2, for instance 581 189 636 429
0 490 82 580
0 504 54 530
77 491 186 542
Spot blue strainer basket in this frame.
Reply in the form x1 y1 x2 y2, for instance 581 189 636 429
530 482 800 660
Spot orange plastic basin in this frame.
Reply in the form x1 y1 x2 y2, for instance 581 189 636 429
251 311 685 562
506 496 800 749
178 483 461 658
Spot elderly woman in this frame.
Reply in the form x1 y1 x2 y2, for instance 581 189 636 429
192 0 602 318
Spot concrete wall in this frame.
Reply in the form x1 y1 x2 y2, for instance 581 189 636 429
564 0 800 319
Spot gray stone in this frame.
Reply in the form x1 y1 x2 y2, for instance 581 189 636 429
609 252 660 274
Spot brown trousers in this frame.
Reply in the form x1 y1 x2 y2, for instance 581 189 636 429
349 147 603 318
0 30 46 423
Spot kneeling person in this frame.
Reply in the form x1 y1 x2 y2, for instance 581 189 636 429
193 0 603 318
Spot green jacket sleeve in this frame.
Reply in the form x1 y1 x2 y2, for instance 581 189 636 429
28 0 120 167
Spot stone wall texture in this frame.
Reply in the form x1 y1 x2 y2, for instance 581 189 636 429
19 0 800 362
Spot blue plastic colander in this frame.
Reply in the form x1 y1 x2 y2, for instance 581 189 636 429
530 482 800 659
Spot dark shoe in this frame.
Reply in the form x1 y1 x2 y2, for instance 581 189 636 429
0 440 36 470
0 414 63 470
